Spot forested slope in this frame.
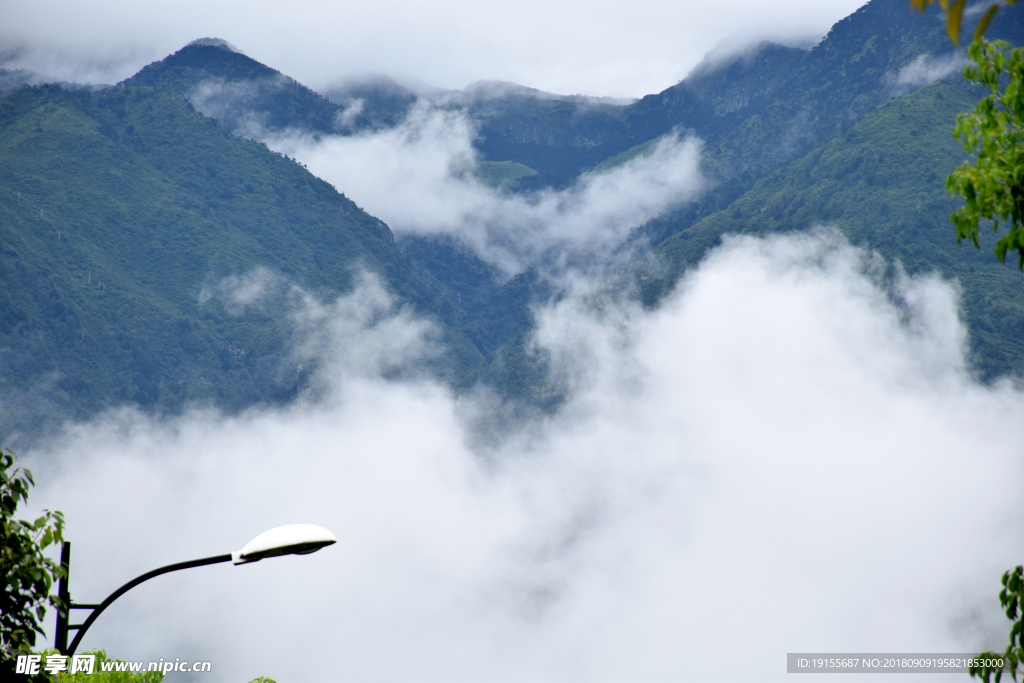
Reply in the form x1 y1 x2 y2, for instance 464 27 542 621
0 82 482 441
641 78 1024 377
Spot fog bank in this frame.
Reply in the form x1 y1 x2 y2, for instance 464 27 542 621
26 229 1023 682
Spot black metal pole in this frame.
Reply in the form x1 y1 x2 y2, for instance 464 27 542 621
63 553 232 657
54 542 71 654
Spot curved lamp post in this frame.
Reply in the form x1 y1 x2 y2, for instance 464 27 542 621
54 524 336 656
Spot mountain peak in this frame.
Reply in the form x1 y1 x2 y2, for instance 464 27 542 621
129 38 279 90
184 37 243 54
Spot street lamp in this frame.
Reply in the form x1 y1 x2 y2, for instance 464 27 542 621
54 524 336 656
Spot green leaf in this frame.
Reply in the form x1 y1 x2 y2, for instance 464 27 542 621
947 0 967 45
975 4 1000 42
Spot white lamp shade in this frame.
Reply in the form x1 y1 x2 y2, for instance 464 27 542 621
232 524 337 565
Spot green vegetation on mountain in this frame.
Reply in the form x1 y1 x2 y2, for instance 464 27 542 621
0 81 485 442
626 2 961 247
641 77 1024 377
472 160 538 192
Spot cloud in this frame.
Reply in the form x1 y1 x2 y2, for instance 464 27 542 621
197 266 282 312
886 52 966 97
24 228 1023 681
261 100 704 276
334 98 366 131
289 270 441 387
0 41 143 89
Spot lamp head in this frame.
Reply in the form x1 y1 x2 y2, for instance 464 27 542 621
232 524 336 565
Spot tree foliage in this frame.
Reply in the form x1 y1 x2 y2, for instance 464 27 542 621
969 565 1023 682
948 38 1024 268
1 449 65 677
910 7 1024 680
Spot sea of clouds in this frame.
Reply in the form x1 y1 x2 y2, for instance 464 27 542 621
22 90 1024 682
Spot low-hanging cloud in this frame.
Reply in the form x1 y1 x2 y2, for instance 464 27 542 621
197 266 282 312
25 228 1023 682
259 100 704 275
289 270 441 387
886 52 966 98
334 98 366 131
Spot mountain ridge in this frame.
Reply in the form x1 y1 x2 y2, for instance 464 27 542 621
4 0 1024 445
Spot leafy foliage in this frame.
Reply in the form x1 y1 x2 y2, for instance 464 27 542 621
969 565 1023 683
948 39 1024 268
1 449 65 678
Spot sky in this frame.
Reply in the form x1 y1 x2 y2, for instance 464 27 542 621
1 0 869 97
10 0 1024 680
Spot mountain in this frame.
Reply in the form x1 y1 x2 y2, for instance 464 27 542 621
435 82 636 189
127 39 347 137
4 0 1024 444
130 41 419 137
622 3 1024 379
